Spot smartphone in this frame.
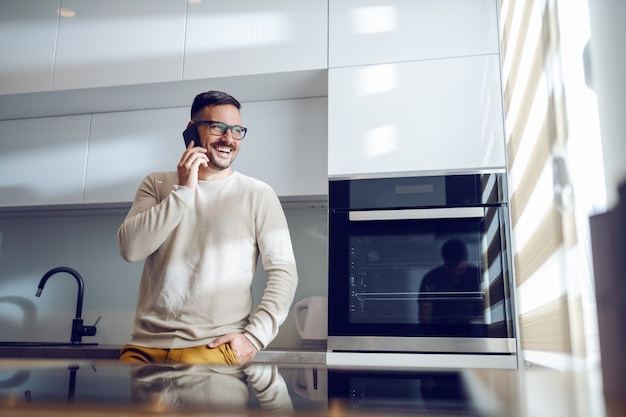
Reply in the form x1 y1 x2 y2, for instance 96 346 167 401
183 125 200 147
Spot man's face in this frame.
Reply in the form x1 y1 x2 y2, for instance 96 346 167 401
195 104 242 172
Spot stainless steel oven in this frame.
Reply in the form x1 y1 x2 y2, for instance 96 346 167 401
327 172 517 355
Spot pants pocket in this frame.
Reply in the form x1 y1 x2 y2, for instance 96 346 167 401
219 343 239 366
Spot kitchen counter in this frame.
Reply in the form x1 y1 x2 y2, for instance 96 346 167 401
0 358 624 417
0 344 326 364
0 344 121 361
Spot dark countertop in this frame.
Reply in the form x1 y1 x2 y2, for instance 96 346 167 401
0 344 121 360
0 358 624 417
0 344 327 364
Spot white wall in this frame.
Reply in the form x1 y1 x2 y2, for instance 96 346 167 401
587 0 626 208
0 206 327 348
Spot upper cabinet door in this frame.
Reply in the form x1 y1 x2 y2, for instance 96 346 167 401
328 55 506 177
84 107 188 204
0 0 58 95
184 0 328 80
235 97 328 197
329 0 499 68
0 115 90 207
85 98 327 204
52 0 186 90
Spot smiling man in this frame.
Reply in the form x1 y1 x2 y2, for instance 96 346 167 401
117 91 298 365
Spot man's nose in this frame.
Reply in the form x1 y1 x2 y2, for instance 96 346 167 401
220 128 235 141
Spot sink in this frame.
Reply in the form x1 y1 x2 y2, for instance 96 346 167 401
0 342 98 347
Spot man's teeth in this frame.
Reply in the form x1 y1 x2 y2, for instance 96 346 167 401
215 146 231 153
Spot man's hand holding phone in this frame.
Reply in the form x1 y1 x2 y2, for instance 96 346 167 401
177 139 208 191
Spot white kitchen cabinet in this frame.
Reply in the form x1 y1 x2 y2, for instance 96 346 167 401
328 55 506 177
235 97 328 197
0 115 90 207
184 0 328 80
84 107 189 204
0 0 59 95
52 0 187 91
329 0 499 68
85 97 327 204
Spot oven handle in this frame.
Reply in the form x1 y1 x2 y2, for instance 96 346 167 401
349 207 485 221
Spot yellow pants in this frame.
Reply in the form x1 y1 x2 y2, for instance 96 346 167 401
119 343 238 365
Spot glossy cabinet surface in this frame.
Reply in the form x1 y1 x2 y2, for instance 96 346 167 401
1 0 328 96
84 107 188 204
0 97 326 208
0 0 58 95
184 0 328 80
0 0 503 205
235 97 328 197
329 0 499 68
85 98 327 203
328 55 505 177
25 97 327 206
0 115 90 207
53 0 187 90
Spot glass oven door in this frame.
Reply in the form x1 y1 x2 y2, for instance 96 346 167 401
328 205 515 352
327 173 516 354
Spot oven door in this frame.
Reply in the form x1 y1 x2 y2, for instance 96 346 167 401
328 205 516 353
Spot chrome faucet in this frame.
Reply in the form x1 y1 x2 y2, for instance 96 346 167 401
36 266 99 344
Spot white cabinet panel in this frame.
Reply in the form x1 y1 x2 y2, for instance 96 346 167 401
53 0 186 90
328 55 505 177
0 0 59 95
85 98 327 204
236 98 327 197
329 0 499 68
0 115 90 206
84 107 189 204
184 0 327 80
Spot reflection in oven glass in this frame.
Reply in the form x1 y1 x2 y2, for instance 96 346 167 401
328 370 481 415
349 231 486 334
418 238 484 336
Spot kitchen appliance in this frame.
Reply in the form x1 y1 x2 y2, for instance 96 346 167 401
293 296 328 341
327 172 517 357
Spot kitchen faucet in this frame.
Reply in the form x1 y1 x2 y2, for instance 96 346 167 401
36 266 99 345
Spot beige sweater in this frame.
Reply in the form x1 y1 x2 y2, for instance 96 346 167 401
118 171 298 350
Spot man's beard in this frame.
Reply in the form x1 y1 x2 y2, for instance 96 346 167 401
207 144 236 170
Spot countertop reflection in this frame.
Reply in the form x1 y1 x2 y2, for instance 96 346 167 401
0 360 501 416
0 359 622 417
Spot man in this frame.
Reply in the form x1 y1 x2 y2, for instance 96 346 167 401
418 238 483 336
117 91 298 365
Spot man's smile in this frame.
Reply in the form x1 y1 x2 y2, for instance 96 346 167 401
213 145 233 155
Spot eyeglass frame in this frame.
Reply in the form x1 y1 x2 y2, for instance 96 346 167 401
192 120 248 140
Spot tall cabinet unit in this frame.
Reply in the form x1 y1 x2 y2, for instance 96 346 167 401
327 0 506 178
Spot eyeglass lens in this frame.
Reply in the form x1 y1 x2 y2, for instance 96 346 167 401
210 122 244 139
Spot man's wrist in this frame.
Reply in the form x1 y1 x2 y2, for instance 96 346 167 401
243 332 262 351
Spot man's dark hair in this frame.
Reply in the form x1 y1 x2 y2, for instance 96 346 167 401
441 238 469 266
190 91 241 119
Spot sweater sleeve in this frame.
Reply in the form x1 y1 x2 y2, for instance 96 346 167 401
118 173 194 263
244 188 298 350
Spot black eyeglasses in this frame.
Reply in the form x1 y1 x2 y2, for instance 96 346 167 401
193 120 247 140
